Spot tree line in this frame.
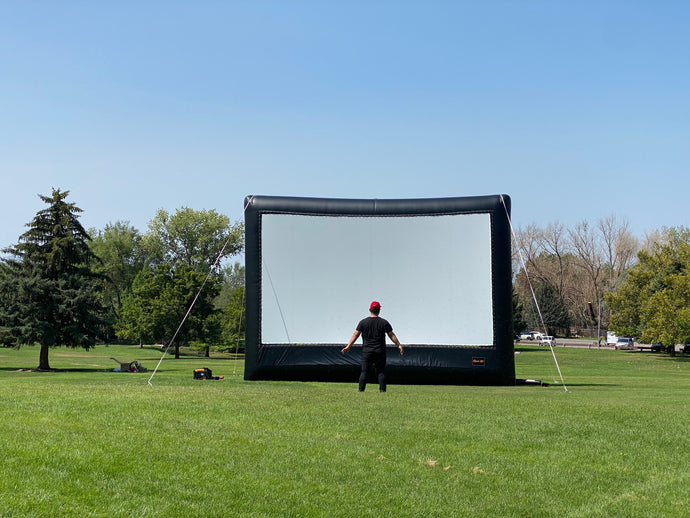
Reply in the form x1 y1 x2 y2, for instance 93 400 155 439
2 189 689 370
513 216 690 350
0 189 244 370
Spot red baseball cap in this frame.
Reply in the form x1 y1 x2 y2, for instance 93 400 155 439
369 301 381 311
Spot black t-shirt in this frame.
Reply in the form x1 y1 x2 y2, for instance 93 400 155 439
356 316 393 354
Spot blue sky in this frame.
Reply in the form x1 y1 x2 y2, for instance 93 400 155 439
1 1 688 251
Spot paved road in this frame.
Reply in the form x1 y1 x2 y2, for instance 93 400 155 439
517 338 683 352
516 338 612 348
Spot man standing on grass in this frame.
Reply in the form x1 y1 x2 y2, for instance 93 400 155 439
341 301 404 392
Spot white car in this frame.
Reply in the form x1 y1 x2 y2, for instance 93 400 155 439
540 336 555 346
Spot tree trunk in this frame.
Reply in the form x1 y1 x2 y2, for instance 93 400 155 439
204 346 210 358
174 343 180 359
38 343 51 371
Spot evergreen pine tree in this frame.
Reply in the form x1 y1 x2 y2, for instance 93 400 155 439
525 281 571 336
512 287 527 338
0 189 107 370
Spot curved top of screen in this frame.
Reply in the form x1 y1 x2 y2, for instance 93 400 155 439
244 194 511 217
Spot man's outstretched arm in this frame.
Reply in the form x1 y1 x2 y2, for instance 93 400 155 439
341 330 361 354
388 331 404 355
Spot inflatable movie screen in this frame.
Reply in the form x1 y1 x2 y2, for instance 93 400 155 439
244 195 514 385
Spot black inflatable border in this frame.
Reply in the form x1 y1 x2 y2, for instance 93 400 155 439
244 195 514 385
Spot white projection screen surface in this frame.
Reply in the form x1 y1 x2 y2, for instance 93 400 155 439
260 213 494 346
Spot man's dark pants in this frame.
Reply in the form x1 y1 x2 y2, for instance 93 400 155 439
359 351 386 392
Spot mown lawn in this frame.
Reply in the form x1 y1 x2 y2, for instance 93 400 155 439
1 344 689 517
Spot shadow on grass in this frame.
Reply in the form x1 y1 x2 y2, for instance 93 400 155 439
0 366 153 374
656 355 690 362
514 347 554 354
618 350 690 362
558 382 620 387
516 379 619 388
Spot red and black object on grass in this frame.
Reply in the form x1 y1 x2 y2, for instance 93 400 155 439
193 368 223 380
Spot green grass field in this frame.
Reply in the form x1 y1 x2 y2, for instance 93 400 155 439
1 344 689 517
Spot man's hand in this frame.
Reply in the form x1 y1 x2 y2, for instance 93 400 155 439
398 345 404 356
343 330 360 354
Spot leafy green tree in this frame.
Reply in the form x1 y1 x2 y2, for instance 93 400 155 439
214 262 245 309
115 266 163 348
89 221 146 337
116 264 221 358
606 227 690 353
115 207 243 355
214 263 246 353
0 189 106 370
143 207 243 271
220 285 246 353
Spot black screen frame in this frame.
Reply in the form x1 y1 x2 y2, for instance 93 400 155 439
244 195 514 386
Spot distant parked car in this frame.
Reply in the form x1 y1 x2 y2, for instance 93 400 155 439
540 336 555 346
682 344 690 354
519 331 542 341
650 343 663 353
615 337 635 350
606 331 619 346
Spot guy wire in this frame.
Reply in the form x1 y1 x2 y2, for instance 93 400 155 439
262 259 291 345
148 196 255 386
500 195 568 392
232 289 245 376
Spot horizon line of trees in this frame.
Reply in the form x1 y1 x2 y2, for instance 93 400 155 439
513 215 638 337
0 189 245 370
2 189 688 370
513 216 690 350
91 207 245 360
